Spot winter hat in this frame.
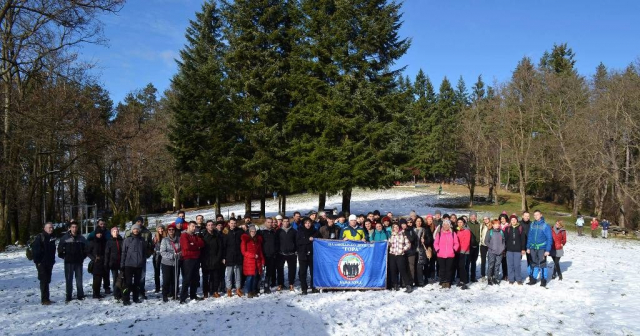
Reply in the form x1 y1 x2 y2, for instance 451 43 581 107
469 211 477 217
399 218 407 225
434 210 442 215
510 214 519 222
442 219 451 227
348 214 357 221
95 227 105 237
132 224 142 231
167 223 177 230
382 216 391 223
134 216 144 224
501 211 508 215
175 218 185 225
442 213 450 219
275 215 283 220
426 214 433 220
157 224 166 230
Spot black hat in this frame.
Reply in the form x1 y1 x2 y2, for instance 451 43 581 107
442 214 450 219
327 214 337 220
399 218 408 225
337 212 345 218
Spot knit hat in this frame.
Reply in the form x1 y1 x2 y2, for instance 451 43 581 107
399 218 407 225
275 215 283 220
435 210 442 215
132 224 141 231
510 214 519 222
382 216 391 223
134 216 144 224
337 212 346 219
442 213 450 219
167 223 177 230
95 227 105 237
426 214 433 220
348 214 357 221
175 217 185 224
157 224 165 230
469 211 477 217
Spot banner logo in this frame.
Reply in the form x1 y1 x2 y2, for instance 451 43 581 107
338 253 364 280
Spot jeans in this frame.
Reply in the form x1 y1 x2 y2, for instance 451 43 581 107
531 249 548 280
457 253 469 284
180 259 199 301
110 269 122 300
298 256 314 292
244 275 259 294
437 257 454 284
487 253 502 279
153 253 162 291
225 265 242 289
123 266 142 302
202 268 222 295
389 254 412 288
602 230 608 238
466 247 479 281
506 251 523 282
277 254 297 287
480 246 488 277
64 262 84 300
37 263 53 302
264 255 277 288
161 264 179 298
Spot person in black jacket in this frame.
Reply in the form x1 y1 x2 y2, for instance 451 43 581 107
33 222 57 305
401 219 418 287
104 227 123 301
222 218 244 297
505 215 527 285
57 221 88 302
201 220 223 298
121 224 146 305
276 217 297 291
297 218 318 295
519 211 533 282
260 217 279 293
87 228 108 299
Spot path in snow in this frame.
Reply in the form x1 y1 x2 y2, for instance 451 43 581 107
1 189 639 335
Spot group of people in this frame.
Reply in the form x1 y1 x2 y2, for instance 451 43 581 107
30 208 570 306
574 215 611 238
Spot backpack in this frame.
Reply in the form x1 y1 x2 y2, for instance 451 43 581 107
26 233 43 261
489 230 505 239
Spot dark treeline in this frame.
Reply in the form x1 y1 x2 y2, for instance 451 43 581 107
1 0 638 249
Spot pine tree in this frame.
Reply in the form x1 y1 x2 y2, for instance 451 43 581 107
288 0 410 213
410 69 437 180
168 1 236 206
222 0 297 215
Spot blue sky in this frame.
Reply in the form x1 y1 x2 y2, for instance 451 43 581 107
80 0 640 104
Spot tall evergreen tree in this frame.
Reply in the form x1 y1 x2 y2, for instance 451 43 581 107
222 0 298 215
288 0 410 214
409 69 437 180
168 1 236 209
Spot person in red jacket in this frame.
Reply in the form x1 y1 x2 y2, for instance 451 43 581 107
455 218 471 289
241 225 265 298
179 222 204 303
551 220 567 281
590 218 599 238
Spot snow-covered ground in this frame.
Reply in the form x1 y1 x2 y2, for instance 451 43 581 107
2 189 639 335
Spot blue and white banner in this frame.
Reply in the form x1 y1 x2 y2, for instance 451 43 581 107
313 239 387 289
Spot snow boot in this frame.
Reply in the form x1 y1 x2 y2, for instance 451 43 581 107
405 286 413 293
312 288 320 294
264 287 271 294
163 295 168 303
301 290 308 296
527 278 537 286
227 289 232 297
540 279 547 287
488 277 494 286
203 293 209 299
460 284 468 290
104 288 112 295
559 274 563 281
236 289 244 297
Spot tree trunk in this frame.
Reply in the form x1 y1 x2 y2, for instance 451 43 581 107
281 193 286 215
318 192 326 212
342 187 352 216
518 165 528 212
469 182 475 207
215 193 221 216
497 141 502 189
594 181 607 218
173 185 180 212
244 194 251 215
260 191 266 219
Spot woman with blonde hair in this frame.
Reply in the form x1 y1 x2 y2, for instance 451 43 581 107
152 225 167 293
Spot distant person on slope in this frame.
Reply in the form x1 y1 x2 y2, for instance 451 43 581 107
590 218 599 238
575 215 585 236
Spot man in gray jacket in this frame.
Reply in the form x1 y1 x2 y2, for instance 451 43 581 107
121 224 145 305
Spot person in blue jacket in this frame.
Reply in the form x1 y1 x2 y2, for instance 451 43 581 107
526 210 553 287
600 219 610 239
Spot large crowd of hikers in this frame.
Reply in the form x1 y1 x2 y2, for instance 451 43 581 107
27 207 607 305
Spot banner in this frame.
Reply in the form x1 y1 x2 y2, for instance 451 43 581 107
313 239 387 289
